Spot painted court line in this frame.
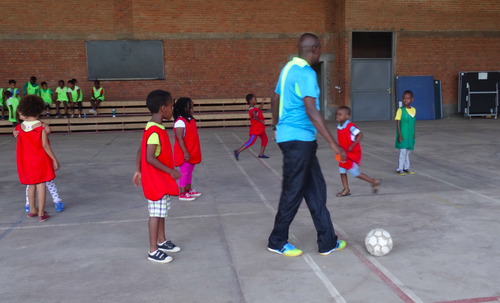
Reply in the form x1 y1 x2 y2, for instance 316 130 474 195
217 133 347 303
431 195 462 208
232 132 424 303
432 296 500 303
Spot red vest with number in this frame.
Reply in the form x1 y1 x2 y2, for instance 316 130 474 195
249 107 265 135
337 122 362 170
141 125 179 200
173 117 202 167
16 124 55 185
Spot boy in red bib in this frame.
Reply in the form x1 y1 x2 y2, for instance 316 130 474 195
234 94 269 160
133 90 182 263
336 106 380 197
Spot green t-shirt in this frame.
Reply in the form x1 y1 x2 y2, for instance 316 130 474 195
55 87 69 101
41 88 53 104
7 97 19 122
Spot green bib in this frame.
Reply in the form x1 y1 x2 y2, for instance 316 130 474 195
56 87 69 101
70 87 80 102
0 88 3 105
93 87 104 100
395 107 415 150
41 88 52 104
27 82 39 95
7 97 19 122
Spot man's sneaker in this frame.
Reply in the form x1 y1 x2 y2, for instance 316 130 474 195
148 250 173 263
158 240 181 253
404 169 415 175
179 192 195 201
319 240 346 256
267 243 303 257
258 155 269 159
234 150 239 161
55 113 61 119
24 205 30 213
187 189 201 197
55 202 65 212
396 170 406 176
39 213 50 222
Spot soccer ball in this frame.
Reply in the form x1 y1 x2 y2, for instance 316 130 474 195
365 228 393 257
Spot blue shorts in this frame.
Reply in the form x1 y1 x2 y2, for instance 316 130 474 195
339 163 361 177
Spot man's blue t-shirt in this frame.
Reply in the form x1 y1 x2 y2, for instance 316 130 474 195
275 57 320 143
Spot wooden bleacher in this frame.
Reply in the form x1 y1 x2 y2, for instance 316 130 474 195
0 98 272 134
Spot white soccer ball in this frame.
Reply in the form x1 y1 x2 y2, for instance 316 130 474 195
365 228 393 257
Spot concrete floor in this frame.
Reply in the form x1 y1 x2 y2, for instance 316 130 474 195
0 118 499 303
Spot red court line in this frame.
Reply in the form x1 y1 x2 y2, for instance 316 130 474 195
432 296 500 303
347 245 416 303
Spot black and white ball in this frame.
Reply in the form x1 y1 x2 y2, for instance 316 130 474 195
365 228 393 257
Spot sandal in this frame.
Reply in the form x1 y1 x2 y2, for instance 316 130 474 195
336 190 351 197
373 179 381 194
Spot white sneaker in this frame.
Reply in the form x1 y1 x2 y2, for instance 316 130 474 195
179 192 195 201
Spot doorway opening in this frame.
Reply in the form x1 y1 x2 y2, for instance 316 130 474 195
351 32 393 121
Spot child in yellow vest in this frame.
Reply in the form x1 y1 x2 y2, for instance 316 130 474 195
0 87 4 120
40 82 53 117
90 80 105 115
68 80 82 118
54 80 70 119
5 90 19 127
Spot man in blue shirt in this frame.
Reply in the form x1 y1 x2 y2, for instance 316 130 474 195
267 33 347 257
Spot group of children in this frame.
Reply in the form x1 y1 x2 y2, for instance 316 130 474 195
1 77 105 124
13 85 416 263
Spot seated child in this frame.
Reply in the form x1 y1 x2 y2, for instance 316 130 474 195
90 80 105 115
5 91 19 127
336 106 380 197
40 82 53 116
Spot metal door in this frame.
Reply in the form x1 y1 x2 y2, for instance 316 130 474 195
351 59 392 121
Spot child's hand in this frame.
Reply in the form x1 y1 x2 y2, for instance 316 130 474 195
53 160 60 171
43 123 51 134
132 172 141 186
347 144 355 152
184 153 191 162
170 170 182 180
398 135 403 143
13 130 19 137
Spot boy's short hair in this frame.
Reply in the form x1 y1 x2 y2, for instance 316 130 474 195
338 106 351 115
94 80 100 84
403 90 413 98
9 79 16 84
146 90 172 114
41 81 47 86
58 80 64 84
68 80 75 85
5 90 12 98
17 95 45 117
30 76 37 82
246 94 255 104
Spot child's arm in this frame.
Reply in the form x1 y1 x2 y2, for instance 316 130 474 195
146 144 181 180
271 93 279 126
348 132 363 152
77 89 81 101
41 129 60 171
259 97 266 110
68 91 73 102
397 120 403 143
175 127 190 162
133 146 141 186
252 110 266 125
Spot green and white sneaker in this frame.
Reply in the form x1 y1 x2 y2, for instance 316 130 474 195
319 240 346 256
403 169 415 175
268 243 303 257
396 170 406 176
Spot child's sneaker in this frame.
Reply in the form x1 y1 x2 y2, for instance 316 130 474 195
403 169 415 175
187 189 201 197
70 114 74 118
24 205 30 213
1 116 4 120
157 240 181 253
258 155 269 159
63 114 68 119
55 113 61 119
267 243 303 257
45 112 50 117
38 213 50 222
78 114 81 118
148 250 173 263
319 240 346 256
396 170 406 176
234 150 239 161
179 192 195 201
55 202 65 212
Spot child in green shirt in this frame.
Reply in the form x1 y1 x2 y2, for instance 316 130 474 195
40 82 53 117
5 90 19 127
395 90 416 175
54 80 70 119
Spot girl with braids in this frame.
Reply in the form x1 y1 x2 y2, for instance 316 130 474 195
173 97 202 201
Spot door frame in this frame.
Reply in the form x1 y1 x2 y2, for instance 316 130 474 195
349 31 395 121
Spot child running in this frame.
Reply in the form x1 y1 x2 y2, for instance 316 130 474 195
395 90 416 175
68 79 82 118
336 106 380 197
173 97 202 201
90 80 105 115
133 90 182 263
234 94 269 160
54 80 69 118
40 82 53 117
5 91 19 127
16 95 60 222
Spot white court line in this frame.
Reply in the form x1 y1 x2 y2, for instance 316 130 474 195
362 150 500 203
232 132 424 303
0 139 13 146
217 133 347 303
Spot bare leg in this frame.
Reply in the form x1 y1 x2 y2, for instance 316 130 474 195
36 183 46 216
94 100 101 114
259 145 266 156
28 185 38 216
63 102 68 115
55 101 60 114
356 173 381 193
149 217 160 253
236 144 246 155
157 218 166 244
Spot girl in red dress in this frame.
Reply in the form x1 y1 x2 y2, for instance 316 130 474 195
16 95 60 222
173 97 202 201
